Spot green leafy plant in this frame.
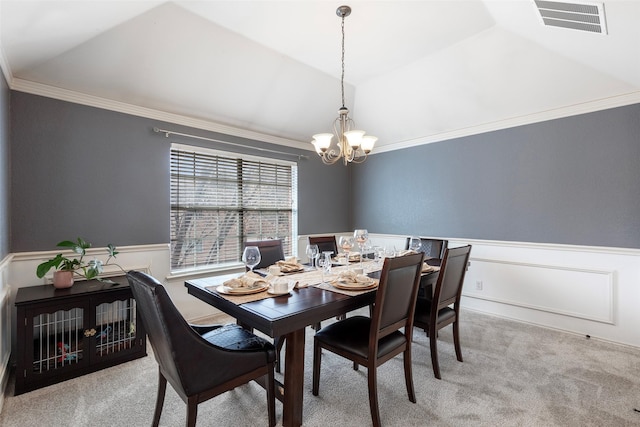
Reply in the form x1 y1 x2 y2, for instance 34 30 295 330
36 237 122 281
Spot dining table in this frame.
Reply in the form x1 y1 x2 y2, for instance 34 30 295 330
184 258 440 427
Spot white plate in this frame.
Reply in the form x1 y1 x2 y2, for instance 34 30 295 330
216 284 269 295
331 279 378 291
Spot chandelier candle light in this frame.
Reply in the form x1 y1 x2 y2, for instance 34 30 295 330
311 5 377 165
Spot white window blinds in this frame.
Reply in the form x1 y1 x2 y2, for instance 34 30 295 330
170 145 297 272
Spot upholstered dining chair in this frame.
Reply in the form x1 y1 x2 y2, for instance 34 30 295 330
308 235 338 256
126 271 276 427
245 239 285 270
413 245 472 379
312 252 424 427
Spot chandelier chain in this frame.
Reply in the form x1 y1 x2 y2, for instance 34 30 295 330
341 14 346 109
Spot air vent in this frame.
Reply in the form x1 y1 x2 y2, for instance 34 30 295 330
534 0 607 34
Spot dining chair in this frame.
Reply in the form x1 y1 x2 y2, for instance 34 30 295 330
244 239 289 372
413 245 472 379
126 271 276 427
312 252 424 427
405 237 448 260
309 235 347 322
308 235 338 256
245 239 285 270
406 237 449 301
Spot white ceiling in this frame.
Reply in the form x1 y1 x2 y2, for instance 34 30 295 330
1 0 639 152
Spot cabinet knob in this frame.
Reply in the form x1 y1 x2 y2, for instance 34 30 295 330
84 328 96 337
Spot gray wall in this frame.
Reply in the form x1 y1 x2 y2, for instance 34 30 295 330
352 103 640 249
10 92 350 252
0 73 9 259
12 91 638 252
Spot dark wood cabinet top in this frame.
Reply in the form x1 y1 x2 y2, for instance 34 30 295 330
15 275 130 306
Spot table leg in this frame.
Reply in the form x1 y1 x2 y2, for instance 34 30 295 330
282 328 305 427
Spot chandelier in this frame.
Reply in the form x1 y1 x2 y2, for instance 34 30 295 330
311 5 377 165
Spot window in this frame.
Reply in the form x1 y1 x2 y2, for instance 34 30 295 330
170 144 298 272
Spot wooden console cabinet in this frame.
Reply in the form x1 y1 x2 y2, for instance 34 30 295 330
14 276 147 395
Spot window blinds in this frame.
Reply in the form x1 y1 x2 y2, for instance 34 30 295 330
170 146 296 272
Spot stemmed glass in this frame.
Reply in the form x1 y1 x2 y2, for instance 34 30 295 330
306 244 319 269
409 236 422 253
317 251 333 283
338 236 354 266
242 246 261 274
353 229 369 269
373 246 384 265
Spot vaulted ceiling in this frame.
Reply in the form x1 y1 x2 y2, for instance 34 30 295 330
1 0 639 153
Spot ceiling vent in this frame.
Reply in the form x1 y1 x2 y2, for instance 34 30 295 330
534 1 608 34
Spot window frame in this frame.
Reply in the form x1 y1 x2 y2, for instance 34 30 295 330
170 143 298 275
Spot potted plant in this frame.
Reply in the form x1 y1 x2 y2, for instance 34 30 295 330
36 238 122 288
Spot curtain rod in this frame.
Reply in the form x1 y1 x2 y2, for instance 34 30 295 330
153 127 308 160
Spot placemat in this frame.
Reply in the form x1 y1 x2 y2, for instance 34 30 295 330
205 286 278 305
205 260 384 303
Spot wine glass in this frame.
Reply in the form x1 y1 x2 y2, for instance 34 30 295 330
353 229 369 268
409 236 422 253
338 236 354 265
242 246 261 273
306 244 319 268
317 251 333 283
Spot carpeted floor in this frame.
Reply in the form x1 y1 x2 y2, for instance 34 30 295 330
2 309 640 426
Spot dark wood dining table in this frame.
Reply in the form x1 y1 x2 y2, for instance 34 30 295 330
184 260 441 427
185 272 377 427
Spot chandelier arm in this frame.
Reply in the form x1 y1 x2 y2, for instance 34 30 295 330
350 152 368 164
320 149 341 165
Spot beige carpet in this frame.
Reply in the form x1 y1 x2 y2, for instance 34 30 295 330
2 309 640 426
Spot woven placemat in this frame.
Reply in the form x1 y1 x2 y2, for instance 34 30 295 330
205 286 278 305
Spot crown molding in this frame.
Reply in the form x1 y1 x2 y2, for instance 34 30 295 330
9 78 312 152
7 77 640 156
372 90 640 155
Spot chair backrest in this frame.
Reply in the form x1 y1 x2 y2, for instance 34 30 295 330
308 235 338 255
370 252 425 340
245 239 285 269
126 271 195 394
405 237 448 259
432 245 472 311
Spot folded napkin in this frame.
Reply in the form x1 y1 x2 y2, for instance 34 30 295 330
223 271 268 289
276 256 304 273
397 249 418 257
338 270 372 284
348 252 361 262
422 262 434 272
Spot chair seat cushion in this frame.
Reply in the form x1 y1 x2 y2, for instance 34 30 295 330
201 324 273 351
414 299 456 325
315 316 406 359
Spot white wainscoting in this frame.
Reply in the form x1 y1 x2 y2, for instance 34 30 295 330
5 237 640 380
299 234 640 348
466 257 615 324
451 238 640 348
0 254 12 413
